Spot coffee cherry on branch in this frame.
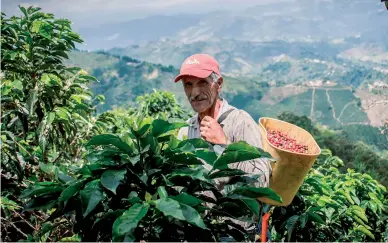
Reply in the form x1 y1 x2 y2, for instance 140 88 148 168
266 129 310 154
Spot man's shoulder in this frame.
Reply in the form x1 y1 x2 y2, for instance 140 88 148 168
226 107 257 123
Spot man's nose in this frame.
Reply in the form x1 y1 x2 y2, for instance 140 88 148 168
191 86 201 98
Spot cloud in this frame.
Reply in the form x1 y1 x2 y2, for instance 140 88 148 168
3 0 278 14
2 0 289 28
105 33 120 41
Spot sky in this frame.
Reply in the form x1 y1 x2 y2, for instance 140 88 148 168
1 0 290 29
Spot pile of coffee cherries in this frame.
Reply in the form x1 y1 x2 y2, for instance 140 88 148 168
266 129 309 154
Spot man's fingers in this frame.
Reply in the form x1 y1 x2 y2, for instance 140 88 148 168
200 131 207 138
200 126 208 132
200 121 211 128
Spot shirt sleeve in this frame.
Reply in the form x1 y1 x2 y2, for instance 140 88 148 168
227 110 273 188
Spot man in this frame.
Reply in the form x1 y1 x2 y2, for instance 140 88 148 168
174 54 273 240
175 53 272 188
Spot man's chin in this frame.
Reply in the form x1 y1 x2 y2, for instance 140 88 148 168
191 103 208 113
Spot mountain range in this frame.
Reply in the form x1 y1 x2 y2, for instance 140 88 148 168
76 0 388 51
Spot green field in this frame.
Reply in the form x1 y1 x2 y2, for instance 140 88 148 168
259 89 313 119
313 89 340 127
254 87 370 128
340 103 369 124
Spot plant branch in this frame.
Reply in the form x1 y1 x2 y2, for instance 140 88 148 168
1 217 28 238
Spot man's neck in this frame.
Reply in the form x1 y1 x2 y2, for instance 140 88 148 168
198 98 223 121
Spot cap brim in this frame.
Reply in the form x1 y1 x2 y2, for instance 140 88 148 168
174 69 213 82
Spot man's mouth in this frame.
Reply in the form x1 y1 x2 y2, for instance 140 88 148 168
191 99 206 103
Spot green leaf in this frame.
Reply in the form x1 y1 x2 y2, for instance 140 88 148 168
24 197 57 211
80 181 103 218
171 193 204 207
168 153 203 165
58 180 84 203
285 215 299 242
350 205 368 223
20 183 63 199
0 197 21 211
152 119 187 137
60 234 81 242
179 203 207 229
195 150 217 166
230 186 282 203
87 134 133 154
112 203 149 242
54 107 70 121
157 186 168 199
19 6 28 17
168 167 210 183
355 226 375 240
79 74 98 82
145 192 152 202
307 211 325 224
227 194 260 216
177 138 209 149
94 209 125 226
126 192 142 204
26 88 38 116
212 141 271 169
13 80 23 90
100 169 127 195
208 168 247 179
40 222 54 236
155 198 207 229
299 213 309 229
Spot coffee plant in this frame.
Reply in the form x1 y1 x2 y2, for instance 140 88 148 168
20 117 280 241
270 149 388 242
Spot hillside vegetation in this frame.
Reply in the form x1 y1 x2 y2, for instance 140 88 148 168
65 50 387 152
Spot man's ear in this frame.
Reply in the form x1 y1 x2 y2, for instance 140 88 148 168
217 77 223 90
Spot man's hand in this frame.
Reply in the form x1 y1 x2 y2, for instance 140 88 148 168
200 116 228 144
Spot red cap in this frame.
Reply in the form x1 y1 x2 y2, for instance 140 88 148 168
174 54 222 82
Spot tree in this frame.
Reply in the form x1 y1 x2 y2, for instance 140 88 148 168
0 6 110 241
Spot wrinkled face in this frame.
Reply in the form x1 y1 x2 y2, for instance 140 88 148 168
182 76 222 113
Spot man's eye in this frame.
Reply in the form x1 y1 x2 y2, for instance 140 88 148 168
199 80 208 85
184 83 192 87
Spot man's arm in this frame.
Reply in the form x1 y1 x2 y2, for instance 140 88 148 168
228 110 273 188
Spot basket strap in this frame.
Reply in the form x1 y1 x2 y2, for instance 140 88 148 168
217 108 235 126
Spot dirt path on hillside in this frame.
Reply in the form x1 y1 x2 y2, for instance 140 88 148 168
310 88 315 120
338 101 356 121
326 89 343 125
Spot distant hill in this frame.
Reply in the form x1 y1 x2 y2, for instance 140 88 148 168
108 40 388 88
65 50 387 126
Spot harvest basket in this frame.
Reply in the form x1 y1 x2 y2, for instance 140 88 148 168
257 117 321 206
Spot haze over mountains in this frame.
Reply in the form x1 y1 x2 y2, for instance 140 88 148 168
76 0 388 51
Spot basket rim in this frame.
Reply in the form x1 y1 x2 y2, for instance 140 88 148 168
258 117 322 156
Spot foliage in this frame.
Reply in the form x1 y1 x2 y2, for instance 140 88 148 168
277 112 320 136
0 6 113 241
135 90 192 121
271 149 388 242
20 118 280 242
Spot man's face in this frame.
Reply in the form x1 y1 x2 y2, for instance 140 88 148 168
182 76 221 113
